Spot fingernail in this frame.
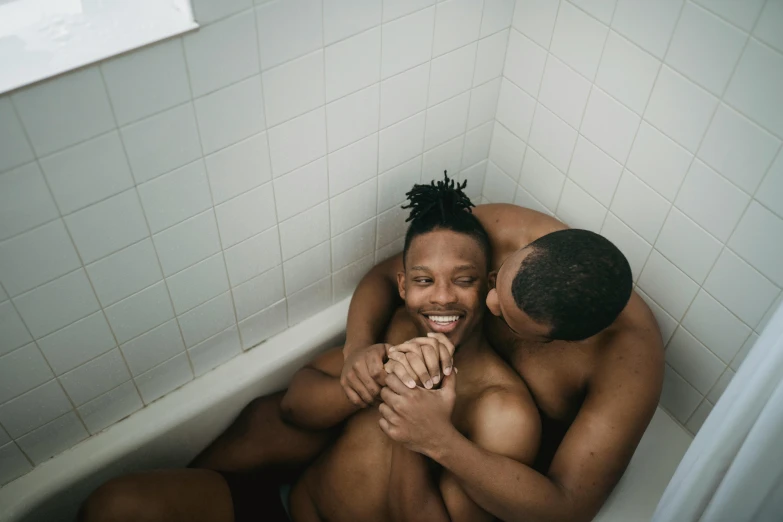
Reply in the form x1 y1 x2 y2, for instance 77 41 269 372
425 380 432 389
444 367 451 375
388 347 395 352
407 380 416 388
433 375 440 384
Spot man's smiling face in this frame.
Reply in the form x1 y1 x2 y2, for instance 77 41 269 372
397 228 488 347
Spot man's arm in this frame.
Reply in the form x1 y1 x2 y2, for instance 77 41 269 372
280 346 364 430
381 331 664 522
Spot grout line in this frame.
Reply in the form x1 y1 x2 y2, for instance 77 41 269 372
318 0 336 309
457 0 487 187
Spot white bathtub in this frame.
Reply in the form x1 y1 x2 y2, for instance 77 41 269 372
0 298 692 522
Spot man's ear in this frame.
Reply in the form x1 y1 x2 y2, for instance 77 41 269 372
396 272 406 300
488 270 498 290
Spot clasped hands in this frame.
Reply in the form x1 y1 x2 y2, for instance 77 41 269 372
340 334 458 455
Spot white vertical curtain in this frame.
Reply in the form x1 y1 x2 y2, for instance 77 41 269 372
653 301 783 522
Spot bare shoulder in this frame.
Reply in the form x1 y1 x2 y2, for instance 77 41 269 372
472 204 567 247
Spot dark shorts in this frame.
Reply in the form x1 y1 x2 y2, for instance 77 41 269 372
219 471 290 522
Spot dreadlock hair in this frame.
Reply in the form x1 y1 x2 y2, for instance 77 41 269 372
511 229 633 341
401 172 491 267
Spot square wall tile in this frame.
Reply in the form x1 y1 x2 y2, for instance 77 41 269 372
429 43 477 106
323 0 382 45
515 181 556 215
423 136 464 182
568 137 623 207
14 270 100 339
0 98 34 173
474 30 509 86
0 344 53 404
382 0 435 22
178 293 237 348
626 122 693 201
655 208 722 284
610 171 670 243
330 179 377 236
189 326 241 376
0 381 72 438
37 312 116 375
0 163 58 242
549 1 609 80
556 180 607 233
496 79 536 142
328 134 378 196
135 352 192 404
481 0 515 36
538 56 591 129
580 87 641 164
194 76 266 155
40 132 134 215
262 51 325 127
0 220 81 297
11 67 115 156
601 213 652 282
333 254 375 302
17 411 87 465
704 250 779 328
756 150 783 219
256 0 323 69
268 108 327 176
666 326 724 395
376 236 405 262
379 112 426 173
596 31 660 115
205 133 272 205
325 28 381 102
378 157 422 212
381 7 436 79
424 92 470 150
380 64 430 129
482 161 517 203
105 282 175 344
224 227 282 286
0 443 32 486
59 349 130 406
674 160 750 242
153 211 222 277
612 0 683 59
86 239 163 307
0 301 32 357
332 219 377 271
638 250 698 320
138 161 212 233
528 105 578 173
729 202 783 287
698 105 780 195
101 39 191 126
637 289 677 343
490 122 525 180
121 104 202 184
64 190 150 264
467 78 502 129
284 242 332 296
683 291 751 364
754 0 783 53
376 203 408 248
462 122 494 169
167 255 230 315
694 0 764 32
232 266 285 320
183 10 259 97
660 364 702 424
215 184 277 248
519 150 566 211
238 299 287 350
120 319 185 376
274 158 328 222
665 2 746 95
288 276 333 325
78 381 142 434
432 0 482 57
326 86 380 153
504 30 547 96
645 66 718 153
570 0 617 24
278 202 331 260
191 0 252 24
512 0 560 49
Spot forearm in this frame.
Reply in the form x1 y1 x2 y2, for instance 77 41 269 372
432 430 572 522
389 443 451 522
343 261 401 357
280 369 360 430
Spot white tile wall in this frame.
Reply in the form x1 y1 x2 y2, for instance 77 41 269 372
1 0 780 479
503 0 783 437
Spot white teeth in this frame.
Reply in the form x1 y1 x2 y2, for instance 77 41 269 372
428 315 459 323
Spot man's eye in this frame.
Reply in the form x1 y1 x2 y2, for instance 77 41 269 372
415 278 432 284
456 278 476 285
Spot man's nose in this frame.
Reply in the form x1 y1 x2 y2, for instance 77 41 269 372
430 280 457 305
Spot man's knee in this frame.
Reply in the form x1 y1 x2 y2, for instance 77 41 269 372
79 476 166 522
